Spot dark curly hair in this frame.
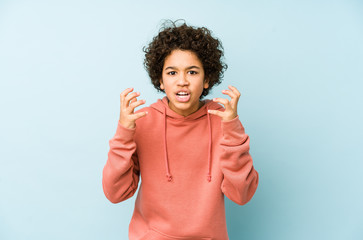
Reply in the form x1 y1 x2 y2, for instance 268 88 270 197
143 20 228 98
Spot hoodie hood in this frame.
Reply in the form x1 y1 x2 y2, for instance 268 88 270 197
149 97 224 182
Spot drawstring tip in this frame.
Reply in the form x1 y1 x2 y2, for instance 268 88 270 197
166 174 173 182
207 175 211 182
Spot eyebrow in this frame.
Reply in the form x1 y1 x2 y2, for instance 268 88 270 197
164 66 201 71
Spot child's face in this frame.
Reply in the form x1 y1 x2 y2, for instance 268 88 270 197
160 49 209 116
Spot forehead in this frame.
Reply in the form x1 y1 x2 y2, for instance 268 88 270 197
163 49 203 67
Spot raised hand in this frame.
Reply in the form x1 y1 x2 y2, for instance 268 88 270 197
119 88 148 129
208 85 241 121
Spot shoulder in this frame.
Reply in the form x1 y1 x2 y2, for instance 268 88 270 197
135 105 162 117
134 105 163 127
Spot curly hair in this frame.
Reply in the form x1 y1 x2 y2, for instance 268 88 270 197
143 20 228 98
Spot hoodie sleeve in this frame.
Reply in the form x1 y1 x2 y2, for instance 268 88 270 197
219 116 259 205
102 121 140 204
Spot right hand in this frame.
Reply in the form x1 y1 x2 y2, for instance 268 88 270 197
119 88 148 129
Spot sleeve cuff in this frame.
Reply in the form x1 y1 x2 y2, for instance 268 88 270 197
114 121 136 140
221 116 247 145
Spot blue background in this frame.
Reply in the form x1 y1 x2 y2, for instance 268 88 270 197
1 0 362 239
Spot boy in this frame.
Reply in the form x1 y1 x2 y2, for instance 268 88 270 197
102 21 259 240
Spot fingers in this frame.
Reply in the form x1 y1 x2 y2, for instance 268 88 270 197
228 85 241 98
120 88 134 96
222 86 241 101
130 97 137 104
210 86 240 121
129 99 146 110
207 109 224 118
132 111 148 120
213 97 229 105
218 85 241 108
120 88 145 109
124 91 140 107
222 89 237 100
213 97 231 110
119 88 146 114
120 88 134 108
119 88 147 128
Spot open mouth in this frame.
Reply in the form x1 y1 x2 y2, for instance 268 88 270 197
175 91 190 102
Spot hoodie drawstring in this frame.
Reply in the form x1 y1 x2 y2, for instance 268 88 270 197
206 106 212 182
162 105 213 182
163 109 173 182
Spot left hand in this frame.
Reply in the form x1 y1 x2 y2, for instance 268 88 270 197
208 85 241 121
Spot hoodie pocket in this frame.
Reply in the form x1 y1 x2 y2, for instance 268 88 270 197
139 227 212 240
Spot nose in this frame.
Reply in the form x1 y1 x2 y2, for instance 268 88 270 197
177 73 189 86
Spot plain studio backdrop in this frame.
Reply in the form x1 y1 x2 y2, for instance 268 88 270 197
0 0 362 239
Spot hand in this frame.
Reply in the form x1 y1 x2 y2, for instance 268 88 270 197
119 88 147 129
208 85 241 121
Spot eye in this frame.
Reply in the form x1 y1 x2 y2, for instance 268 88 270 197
167 71 177 76
188 71 198 75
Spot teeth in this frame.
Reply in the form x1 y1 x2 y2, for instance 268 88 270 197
177 92 188 96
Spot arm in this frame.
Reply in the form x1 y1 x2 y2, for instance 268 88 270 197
219 117 259 205
102 122 140 203
102 88 147 203
208 85 259 205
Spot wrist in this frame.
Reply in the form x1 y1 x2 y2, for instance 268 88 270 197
119 119 136 129
222 114 238 122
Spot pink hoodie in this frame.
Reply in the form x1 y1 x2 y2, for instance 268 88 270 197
102 97 259 240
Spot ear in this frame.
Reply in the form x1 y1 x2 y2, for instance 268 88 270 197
159 79 165 90
203 79 209 89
